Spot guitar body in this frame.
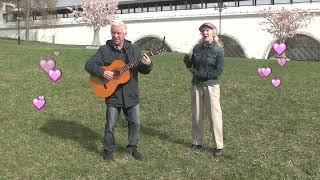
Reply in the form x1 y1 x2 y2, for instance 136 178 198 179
89 39 165 98
90 59 131 97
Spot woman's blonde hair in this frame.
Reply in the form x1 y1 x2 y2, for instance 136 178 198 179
214 35 224 47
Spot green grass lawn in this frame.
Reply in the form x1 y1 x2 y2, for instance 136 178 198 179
1 38 319 179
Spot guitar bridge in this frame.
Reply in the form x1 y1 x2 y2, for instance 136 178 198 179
97 77 108 89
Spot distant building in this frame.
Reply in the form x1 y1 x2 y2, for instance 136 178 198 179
2 0 319 22
1 0 319 60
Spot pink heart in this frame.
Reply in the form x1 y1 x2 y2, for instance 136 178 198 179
273 43 287 55
277 58 287 66
257 68 265 78
32 96 46 110
48 69 62 82
272 79 281 88
261 67 272 77
39 59 56 74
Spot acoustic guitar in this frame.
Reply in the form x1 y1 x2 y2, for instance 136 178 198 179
89 44 165 98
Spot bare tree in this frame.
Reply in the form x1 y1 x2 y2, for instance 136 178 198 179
0 0 14 7
1 0 58 40
32 0 59 26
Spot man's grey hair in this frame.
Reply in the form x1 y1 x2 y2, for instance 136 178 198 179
111 20 127 33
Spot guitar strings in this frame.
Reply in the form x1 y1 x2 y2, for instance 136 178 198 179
119 55 143 73
118 48 161 74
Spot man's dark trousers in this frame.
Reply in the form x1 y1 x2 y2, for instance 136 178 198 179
103 104 140 153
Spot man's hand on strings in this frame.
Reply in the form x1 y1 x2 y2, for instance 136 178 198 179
141 54 151 65
103 70 114 80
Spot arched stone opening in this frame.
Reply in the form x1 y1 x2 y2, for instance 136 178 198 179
267 34 320 61
220 35 246 58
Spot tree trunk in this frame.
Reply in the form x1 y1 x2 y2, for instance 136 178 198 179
25 0 30 40
280 40 287 60
92 27 100 47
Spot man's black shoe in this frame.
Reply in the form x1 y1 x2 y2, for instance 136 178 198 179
213 148 224 157
190 144 202 151
128 148 144 161
103 152 113 162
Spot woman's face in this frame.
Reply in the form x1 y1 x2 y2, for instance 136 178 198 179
200 27 217 43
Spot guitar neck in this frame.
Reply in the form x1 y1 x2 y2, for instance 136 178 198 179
120 51 154 73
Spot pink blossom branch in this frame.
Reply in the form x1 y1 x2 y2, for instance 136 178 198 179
259 7 314 42
68 0 119 29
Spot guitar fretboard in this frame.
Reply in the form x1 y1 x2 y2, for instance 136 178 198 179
119 51 155 73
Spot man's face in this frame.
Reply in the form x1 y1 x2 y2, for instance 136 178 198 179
200 27 216 43
111 26 126 47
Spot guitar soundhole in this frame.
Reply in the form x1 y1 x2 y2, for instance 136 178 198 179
113 69 121 78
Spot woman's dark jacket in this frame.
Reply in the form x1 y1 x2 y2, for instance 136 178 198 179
185 42 224 86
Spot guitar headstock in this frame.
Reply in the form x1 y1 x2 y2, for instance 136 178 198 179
145 36 166 57
147 43 166 57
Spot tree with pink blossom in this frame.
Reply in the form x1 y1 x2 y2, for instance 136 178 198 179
69 0 118 46
259 7 314 43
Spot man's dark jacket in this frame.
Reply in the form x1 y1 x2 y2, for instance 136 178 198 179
85 40 153 108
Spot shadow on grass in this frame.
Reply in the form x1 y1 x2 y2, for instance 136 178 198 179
141 125 189 147
39 119 102 155
140 125 213 152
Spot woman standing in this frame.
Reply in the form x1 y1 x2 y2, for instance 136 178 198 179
183 23 224 157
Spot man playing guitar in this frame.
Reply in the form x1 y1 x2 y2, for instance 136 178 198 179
85 21 152 162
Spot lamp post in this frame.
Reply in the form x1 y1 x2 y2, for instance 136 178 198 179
17 0 20 45
214 0 227 35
